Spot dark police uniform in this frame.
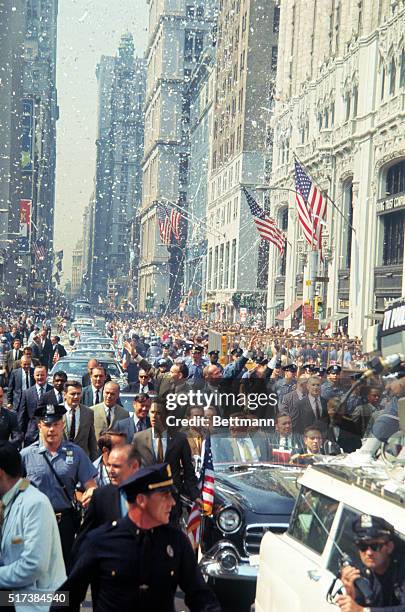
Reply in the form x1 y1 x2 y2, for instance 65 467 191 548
344 514 405 611
20 404 97 566
55 464 220 612
321 365 344 401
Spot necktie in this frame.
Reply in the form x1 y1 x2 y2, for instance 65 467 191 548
106 408 111 427
136 420 143 433
38 386 44 399
315 399 321 420
25 372 29 389
57 392 62 404
95 390 100 404
69 409 76 441
156 434 164 462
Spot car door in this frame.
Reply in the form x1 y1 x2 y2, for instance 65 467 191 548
256 486 340 612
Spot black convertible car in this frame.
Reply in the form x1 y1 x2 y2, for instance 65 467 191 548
198 433 302 611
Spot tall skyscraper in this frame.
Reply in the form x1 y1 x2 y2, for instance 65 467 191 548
138 1 217 313
89 33 146 306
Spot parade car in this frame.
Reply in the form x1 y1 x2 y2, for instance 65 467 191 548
198 434 302 611
48 356 128 389
254 457 405 612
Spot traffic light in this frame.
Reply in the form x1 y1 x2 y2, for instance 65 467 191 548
314 296 324 318
201 302 208 314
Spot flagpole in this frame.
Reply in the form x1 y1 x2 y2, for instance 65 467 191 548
294 153 356 235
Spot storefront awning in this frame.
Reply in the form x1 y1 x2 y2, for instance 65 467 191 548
330 313 349 323
275 299 302 321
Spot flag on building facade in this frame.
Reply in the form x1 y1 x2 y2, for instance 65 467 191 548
187 436 215 549
242 187 286 255
294 158 327 250
170 208 181 241
157 204 172 246
33 238 45 261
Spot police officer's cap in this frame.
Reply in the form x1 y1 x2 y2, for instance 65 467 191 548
157 358 169 367
35 403 66 424
161 342 170 349
192 345 204 353
208 350 219 356
302 363 316 372
317 367 327 376
282 363 297 372
1 336 7 343
353 514 394 542
327 364 342 374
231 347 243 356
275 359 282 368
255 356 268 366
119 463 176 502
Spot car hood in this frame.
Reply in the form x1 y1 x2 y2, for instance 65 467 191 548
215 466 301 515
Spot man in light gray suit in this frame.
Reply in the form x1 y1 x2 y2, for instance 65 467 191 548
63 380 98 461
91 381 127 440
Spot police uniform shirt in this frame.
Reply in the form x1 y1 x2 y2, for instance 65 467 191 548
321 380 343 401
274 379 296 401
57 515 221 612
21 441 97 511
185 362 205 382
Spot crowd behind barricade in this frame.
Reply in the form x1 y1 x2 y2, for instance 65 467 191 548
0 308 403 610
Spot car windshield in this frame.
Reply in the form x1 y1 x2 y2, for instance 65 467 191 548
51 360 122 378
120 395 135 412
211 432 271 466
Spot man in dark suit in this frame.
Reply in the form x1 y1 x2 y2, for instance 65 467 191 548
113 393 151 443
295 376 327 434
0 386 20 446
81 365 107 407
3 338 23 380
279 375 308 429
132 401 201 521
62 380 98 460
6 356 35 410
81 359 111 388
42 370 68 406
122 368 155 394
39 329 53 369
50 335 67 362
17 365 53 446
318 397 361 453
269 414 304 460
72 444 141 558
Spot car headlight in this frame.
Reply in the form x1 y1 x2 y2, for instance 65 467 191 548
217 508 241 533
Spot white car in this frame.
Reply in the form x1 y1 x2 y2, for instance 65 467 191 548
254 459 405 612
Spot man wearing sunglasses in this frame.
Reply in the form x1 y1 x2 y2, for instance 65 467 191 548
337 513 405 612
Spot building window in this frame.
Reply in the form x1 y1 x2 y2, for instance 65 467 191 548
353 85 358 117
230 238 237 288
219 244 224 288
342 181 354 269
273 5 280 33
389 58 396 95
383 210 404 265
386 160 405 196
400 50 405 88
224 242 230 288
381 66 386 100
207 248 213 289
271 46 278 71
214 246 219 289
279 208 288 276
345 93 351 121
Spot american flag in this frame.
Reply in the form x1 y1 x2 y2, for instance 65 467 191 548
33 238 45 261
294 158 327 250
170 208 181 241
157 204 172 246
243 187 285 255
187 436 215 549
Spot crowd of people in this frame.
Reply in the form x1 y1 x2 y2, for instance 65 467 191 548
0 309 402 610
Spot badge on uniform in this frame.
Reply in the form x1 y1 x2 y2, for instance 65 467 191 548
166 545 174 558
360 514 372 528
66 450 74 465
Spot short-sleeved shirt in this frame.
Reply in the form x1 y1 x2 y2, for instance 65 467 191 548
21 441 97 511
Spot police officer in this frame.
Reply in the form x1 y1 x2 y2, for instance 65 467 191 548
337 513 405 612
186 345 208 386
321 365 344 401
208 350 223 372
55 463 221 612
20 403 97 567
0 441 66 602
274 364 297 402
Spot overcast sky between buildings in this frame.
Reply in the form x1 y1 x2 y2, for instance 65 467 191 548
54 0 148 282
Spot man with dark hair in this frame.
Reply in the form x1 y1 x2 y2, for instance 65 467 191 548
0 387 20 446
6 354 35 410
113 393 151 442
42 370 68 406
17 364 53 446
56 464 220 611
51 334 67 361
21 403 97 568
3 337 23 380
82 366 107 407
63 380 98 460
0 441 65 594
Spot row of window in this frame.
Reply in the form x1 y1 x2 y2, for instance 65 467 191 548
207 239 237 290
209 197 239 231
